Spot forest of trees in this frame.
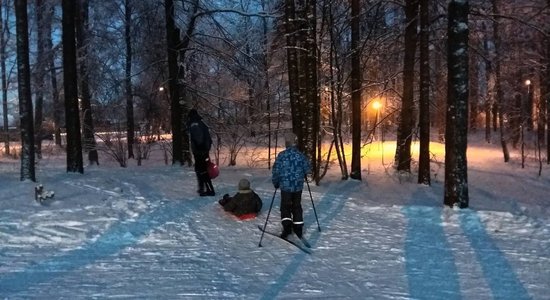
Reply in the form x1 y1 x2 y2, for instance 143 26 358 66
1 0 548 208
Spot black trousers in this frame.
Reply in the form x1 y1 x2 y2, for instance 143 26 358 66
194 152 214 193
280 191 304 236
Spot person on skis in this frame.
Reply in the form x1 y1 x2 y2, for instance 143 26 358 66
272 132 311 238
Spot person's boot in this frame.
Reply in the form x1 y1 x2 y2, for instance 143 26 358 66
197 174 205 195
200 189 215 197
200 176 215 196
293 224 303 239
206 180 215 196
280 219 293 239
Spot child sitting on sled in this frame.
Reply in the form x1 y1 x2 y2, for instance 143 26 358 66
218 179 262 220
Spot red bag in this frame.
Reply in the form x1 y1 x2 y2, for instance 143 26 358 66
207 161 219 179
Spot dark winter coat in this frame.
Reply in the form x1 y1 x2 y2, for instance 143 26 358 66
272 146 311 192
188 113 212 156
218 190 263 217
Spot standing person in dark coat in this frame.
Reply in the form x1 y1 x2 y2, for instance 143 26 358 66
272 132 311 238
187 109 215 196
218 178 263 220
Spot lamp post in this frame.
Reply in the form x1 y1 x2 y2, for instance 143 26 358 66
372 100 381 141
521 79 531 168
525 79 532 130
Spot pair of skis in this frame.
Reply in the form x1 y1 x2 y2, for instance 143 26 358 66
257 225 312 254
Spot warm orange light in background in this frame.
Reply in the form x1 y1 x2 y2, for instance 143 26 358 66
525 79 531 86
372 100 382 110
159 86 165 92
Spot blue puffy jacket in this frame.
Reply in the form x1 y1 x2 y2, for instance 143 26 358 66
272 146 311 192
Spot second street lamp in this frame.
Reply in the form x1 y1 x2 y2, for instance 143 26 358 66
372 100 382 141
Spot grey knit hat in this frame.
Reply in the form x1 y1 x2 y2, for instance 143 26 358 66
238 178 250 191
284 132 297 147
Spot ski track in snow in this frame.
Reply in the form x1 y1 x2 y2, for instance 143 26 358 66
0 165 548 299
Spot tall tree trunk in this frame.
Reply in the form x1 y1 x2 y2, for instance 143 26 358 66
444 0 469 208
395 0 419 172
165 0 197 166
483 24 493 143
349 0 362 180
34 0 46 159
76 0 98 165
62 0 84 173
328 3 348 180
283 0 308 151
15 0 36 181
418 0 430 185
46 2 61 146
284 0 299 132
125 0 134 159
1 1 10 155
492 0 510 162
296 3 308 144
283 0 318 177
261 0 272 169
536 80 544 147
165 0 183 165
469 42 479 131
546 0 550 164
434 41 446 142
304 0 319 181
246 43 255 129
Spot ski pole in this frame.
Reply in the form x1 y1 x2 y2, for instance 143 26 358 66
305 176 321 232
258 188 278 247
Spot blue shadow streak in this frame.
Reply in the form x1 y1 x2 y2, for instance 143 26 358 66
459 211 531 300
260 180 357 300
402 205 462 300
0 197 212 294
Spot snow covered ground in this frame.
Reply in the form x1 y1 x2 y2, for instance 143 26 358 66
0 138 548 299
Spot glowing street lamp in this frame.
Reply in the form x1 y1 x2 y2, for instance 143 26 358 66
159 86 165 92
372 100 382 111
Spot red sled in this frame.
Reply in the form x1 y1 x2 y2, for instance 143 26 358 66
221 209 257 221
237 212 257 220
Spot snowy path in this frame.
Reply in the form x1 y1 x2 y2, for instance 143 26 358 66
0 165 548 299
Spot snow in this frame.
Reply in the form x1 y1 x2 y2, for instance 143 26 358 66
455 22 468 32
0 136 549 299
